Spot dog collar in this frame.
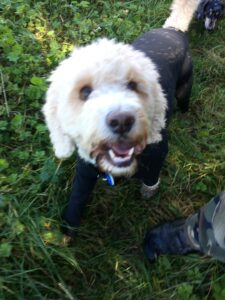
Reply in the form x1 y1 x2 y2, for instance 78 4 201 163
101 173 115 186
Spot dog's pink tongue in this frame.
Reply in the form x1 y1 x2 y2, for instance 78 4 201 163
112 142 133 156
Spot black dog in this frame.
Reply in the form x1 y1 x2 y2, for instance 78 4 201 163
43 0 199 241
62 16 194 238
196 0 224 30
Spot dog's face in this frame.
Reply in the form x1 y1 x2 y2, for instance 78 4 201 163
43 39 167 177
202 0 224 30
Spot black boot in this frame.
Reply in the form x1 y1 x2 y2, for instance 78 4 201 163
144 219 197 261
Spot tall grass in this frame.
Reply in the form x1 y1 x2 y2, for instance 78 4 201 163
0 0 224 299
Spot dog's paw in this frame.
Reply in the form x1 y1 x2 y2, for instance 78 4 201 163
61 222 77 246
62 235 75 246
141 180 160 199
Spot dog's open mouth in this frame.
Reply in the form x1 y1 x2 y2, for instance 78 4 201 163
107 143 138 167
95 140 145 169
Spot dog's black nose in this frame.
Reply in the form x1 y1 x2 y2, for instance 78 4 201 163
106 112 135 135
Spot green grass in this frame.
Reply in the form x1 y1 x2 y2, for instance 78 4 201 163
0 0 225 299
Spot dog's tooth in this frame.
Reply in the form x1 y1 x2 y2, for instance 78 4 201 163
114 157 126 163
128 147 134 156
114 155 131 164
108 147 133 165
109 149 116 159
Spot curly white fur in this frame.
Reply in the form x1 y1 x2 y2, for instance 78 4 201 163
43 0 198 177
43 38 167 176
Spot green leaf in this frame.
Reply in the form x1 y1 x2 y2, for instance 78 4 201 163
7 44 23 62
12 220 25 236
177 283 194 300
36 124 47 133
30 76 45 87
11 114 23 129
78 1 90 8
0 121 8 130
0 159 9 171
0 242 12 258
194 182 207 192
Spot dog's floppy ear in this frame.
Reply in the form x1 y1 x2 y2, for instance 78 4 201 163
196 0 210 19
42 85 75 159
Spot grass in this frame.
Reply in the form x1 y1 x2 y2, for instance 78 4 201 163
0 0 225 299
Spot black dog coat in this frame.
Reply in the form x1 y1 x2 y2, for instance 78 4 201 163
63 28 193 234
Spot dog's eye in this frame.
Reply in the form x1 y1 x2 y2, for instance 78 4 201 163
80 85 93 101
127 81 138 91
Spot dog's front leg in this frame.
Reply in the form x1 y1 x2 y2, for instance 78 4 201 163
61 157 98 241
136 130 168 198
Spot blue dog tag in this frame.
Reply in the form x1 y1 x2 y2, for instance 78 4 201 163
102 173 115 186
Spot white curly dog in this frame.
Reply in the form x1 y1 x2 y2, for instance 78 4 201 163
43 0 199 237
